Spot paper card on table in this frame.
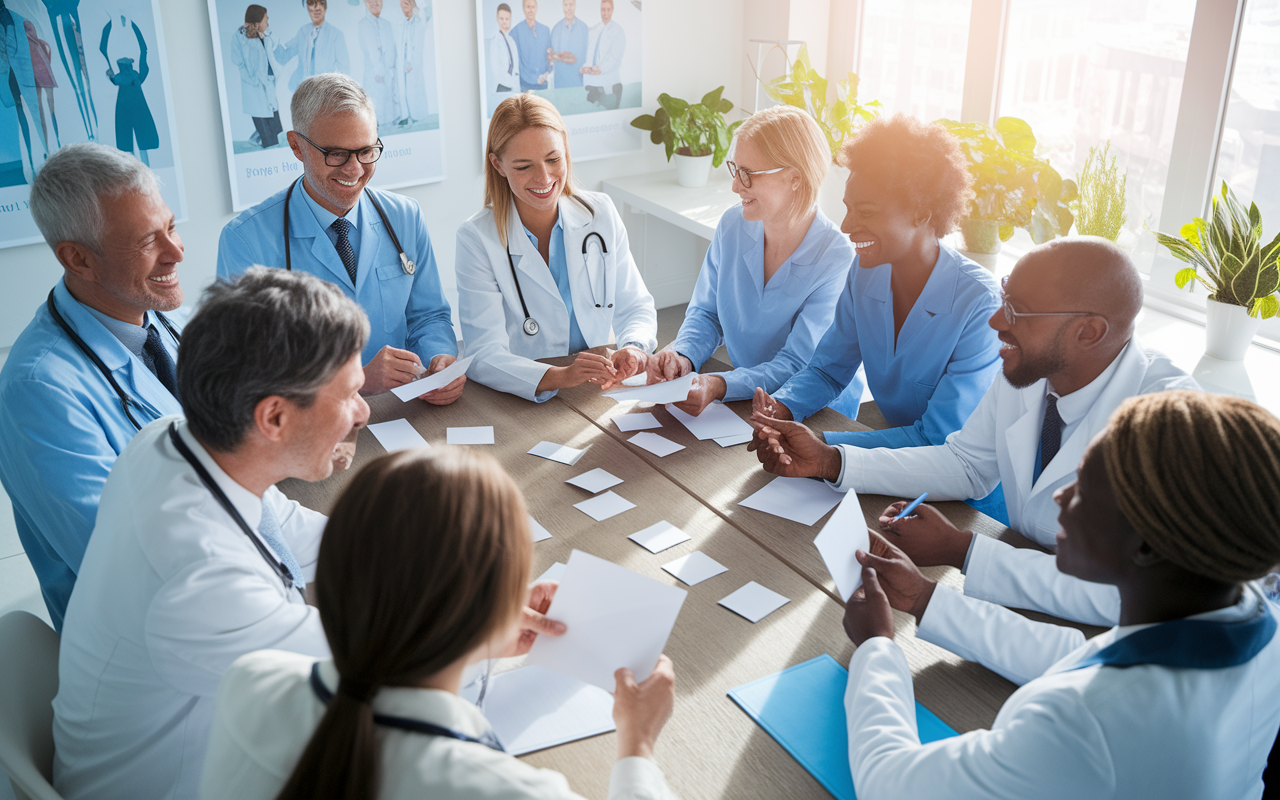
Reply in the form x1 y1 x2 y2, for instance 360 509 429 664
391 355 475 401
666 401 754 441
483 665 616 756
367 419 430 452
627 432 685 457
738 477 844 526
528 440 591 466
602 372 695 404
662 551 728 586
565 468 623 494
535 562 567 583
613 412 662 432
628 521 691 554
718 581 790 623
620 373 648 387
714 431 754 447
526 550 687 691
529 516 553 543
813 490 870 601
572 491 636 522
447 426 495 445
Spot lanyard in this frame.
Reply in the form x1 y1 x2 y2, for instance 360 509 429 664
1066 602 1276 672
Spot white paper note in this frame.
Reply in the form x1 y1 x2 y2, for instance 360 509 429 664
528 441 591 465
718 581 790 623
627 432 685 457
366 419 430 452
529 516 553 543
565 468 623 494
527 550 687 691
483 665 616 755
628 521 691 554
573 491 636 522
738 476 844 526
662 551 728 586
613 412 662 432
714 431 754 447
391 355 475 401
602 372 695 404
535 562 567 583
666 402 754 441
813 490 871 601
447 426 495 445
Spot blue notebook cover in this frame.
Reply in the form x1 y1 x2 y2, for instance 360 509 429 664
727 654 957 800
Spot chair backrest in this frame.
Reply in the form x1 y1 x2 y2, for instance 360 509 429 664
0 611 64 800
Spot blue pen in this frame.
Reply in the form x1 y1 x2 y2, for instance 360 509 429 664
894 492 929 520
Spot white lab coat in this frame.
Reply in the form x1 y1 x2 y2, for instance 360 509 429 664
456 191 657 402
844 585 1280 800
52 418 330 800
489 29 519 90
359 13 399 124
583 21 624 88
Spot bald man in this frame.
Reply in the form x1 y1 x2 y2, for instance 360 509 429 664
752 237 1200 684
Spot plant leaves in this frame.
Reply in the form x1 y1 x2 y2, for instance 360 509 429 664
700 86 724 110
1254 293 1280 320
630 114 657 131
995 116 1036 154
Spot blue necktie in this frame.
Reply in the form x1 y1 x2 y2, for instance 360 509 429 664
331 218 358 286
503 33 513 73
142 323 179 398
1039 393 1064 478
258 501 305 590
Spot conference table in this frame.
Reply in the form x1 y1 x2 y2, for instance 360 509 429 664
278 357 1080 799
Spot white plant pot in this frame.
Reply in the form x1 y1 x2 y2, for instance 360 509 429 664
1204 297 1261 361
674 153 713 188
818 163 850 224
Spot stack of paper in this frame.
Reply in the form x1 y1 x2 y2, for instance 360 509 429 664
667 402 753 441
812 490 870 600
391 355 474 401
739 477 844 526
483 665 616 755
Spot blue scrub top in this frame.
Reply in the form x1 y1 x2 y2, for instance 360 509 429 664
774 245 1002 448
523 218 588 353
550 17 588 87
669 205 853 401
510 19 551 90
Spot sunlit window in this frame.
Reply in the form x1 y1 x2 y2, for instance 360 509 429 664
857 0 970 123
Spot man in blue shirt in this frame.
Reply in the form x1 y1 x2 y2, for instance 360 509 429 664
549 0 588 88
511 0 551 91
274 0 351 91
0 143 184 631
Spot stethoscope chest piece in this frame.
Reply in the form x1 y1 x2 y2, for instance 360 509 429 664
400 254 416 275
522 317 540 336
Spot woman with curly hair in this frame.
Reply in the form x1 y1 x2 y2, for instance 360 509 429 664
753 113 1002 449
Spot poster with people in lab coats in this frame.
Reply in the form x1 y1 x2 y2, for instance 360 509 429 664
206 0 445 211
475 0 642 161
0 0 186 249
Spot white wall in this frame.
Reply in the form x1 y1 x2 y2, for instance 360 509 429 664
0 0 745 347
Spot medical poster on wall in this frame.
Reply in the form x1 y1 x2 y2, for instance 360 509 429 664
206 0 446 211
475 0 642 162
0 0 187 250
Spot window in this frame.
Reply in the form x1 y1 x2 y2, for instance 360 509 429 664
857 0 971 124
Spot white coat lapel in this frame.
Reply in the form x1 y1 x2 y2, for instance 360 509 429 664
355 193 384 296
1003 381 1045 512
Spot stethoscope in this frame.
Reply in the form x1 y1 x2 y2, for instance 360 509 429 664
46 289 182 432
282 178 416 276
506 230 611 337
167 421 303 596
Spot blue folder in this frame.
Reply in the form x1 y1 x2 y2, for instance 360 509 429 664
728 654 957 800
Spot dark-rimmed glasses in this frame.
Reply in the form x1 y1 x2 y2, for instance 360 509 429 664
726 160 785 189
1000 275 1099 326
294 131 384 167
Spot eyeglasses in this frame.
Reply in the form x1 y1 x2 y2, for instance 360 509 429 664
294 131 384 167
999 276 1099 326
726 160 785 189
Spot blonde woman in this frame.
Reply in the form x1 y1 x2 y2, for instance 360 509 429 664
456 94 657 402
649 105 854 416
200 448 680 800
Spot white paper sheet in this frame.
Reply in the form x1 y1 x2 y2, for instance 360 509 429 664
613 412 662 432
366 419 431 452
738 476 844 526
627 432 685 457
620 374 648 387
813 490 871 601
666 402 754 441
602 372 695 404
628 521 691 554
391 355 475 401
661 551 728 586
483 665 616 755
528 441 591 465
527 550 687 691
529 516 553 543
718 581 790 623
572 491 636 522
535 562 567 583
447 426 495 445
714 431 754 447
565 468 623 494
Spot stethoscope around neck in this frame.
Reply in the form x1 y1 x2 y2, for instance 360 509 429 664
282 177 415 277
506 230 611 337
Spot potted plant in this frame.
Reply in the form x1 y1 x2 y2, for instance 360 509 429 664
1071 141 1127 242
1155 182 1280 360
630 87 741 188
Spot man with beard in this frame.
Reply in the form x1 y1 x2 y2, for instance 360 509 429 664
750 237 1198 684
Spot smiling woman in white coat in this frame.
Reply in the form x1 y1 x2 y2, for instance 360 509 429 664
456 94 657 402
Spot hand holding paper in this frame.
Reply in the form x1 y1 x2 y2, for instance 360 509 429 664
392 355 475 401
603 371 695 404
813 490 871 601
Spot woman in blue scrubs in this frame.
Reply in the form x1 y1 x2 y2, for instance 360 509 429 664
756 113 1002 449
649 105 854 416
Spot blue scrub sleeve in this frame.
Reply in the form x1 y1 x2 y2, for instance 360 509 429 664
403 210 459 363
669 227 726 369
773 271 863 422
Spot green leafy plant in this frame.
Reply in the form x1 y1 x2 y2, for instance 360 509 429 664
756 44 881 162
1155 182 1280 319
1072 141 1128 241
630 87 742 168
935 117 1078 245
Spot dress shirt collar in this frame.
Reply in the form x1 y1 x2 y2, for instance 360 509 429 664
300 177 360 233
314 659 496 741
522 214 564 249
860 244 961 315
740 207 838 268
1047 337 1130 428
83 304 154 359
174 419 264 533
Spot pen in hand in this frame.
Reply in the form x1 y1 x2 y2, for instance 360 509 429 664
892 492 929 521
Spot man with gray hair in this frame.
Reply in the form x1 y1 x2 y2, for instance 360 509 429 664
217 72 464 403
51 267 370 800
0 142 184 632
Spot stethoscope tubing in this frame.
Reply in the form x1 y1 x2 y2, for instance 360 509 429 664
506 227 610 337
282 177 415 276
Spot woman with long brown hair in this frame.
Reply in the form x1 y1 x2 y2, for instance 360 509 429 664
230 4 282 148
199 447 680 800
